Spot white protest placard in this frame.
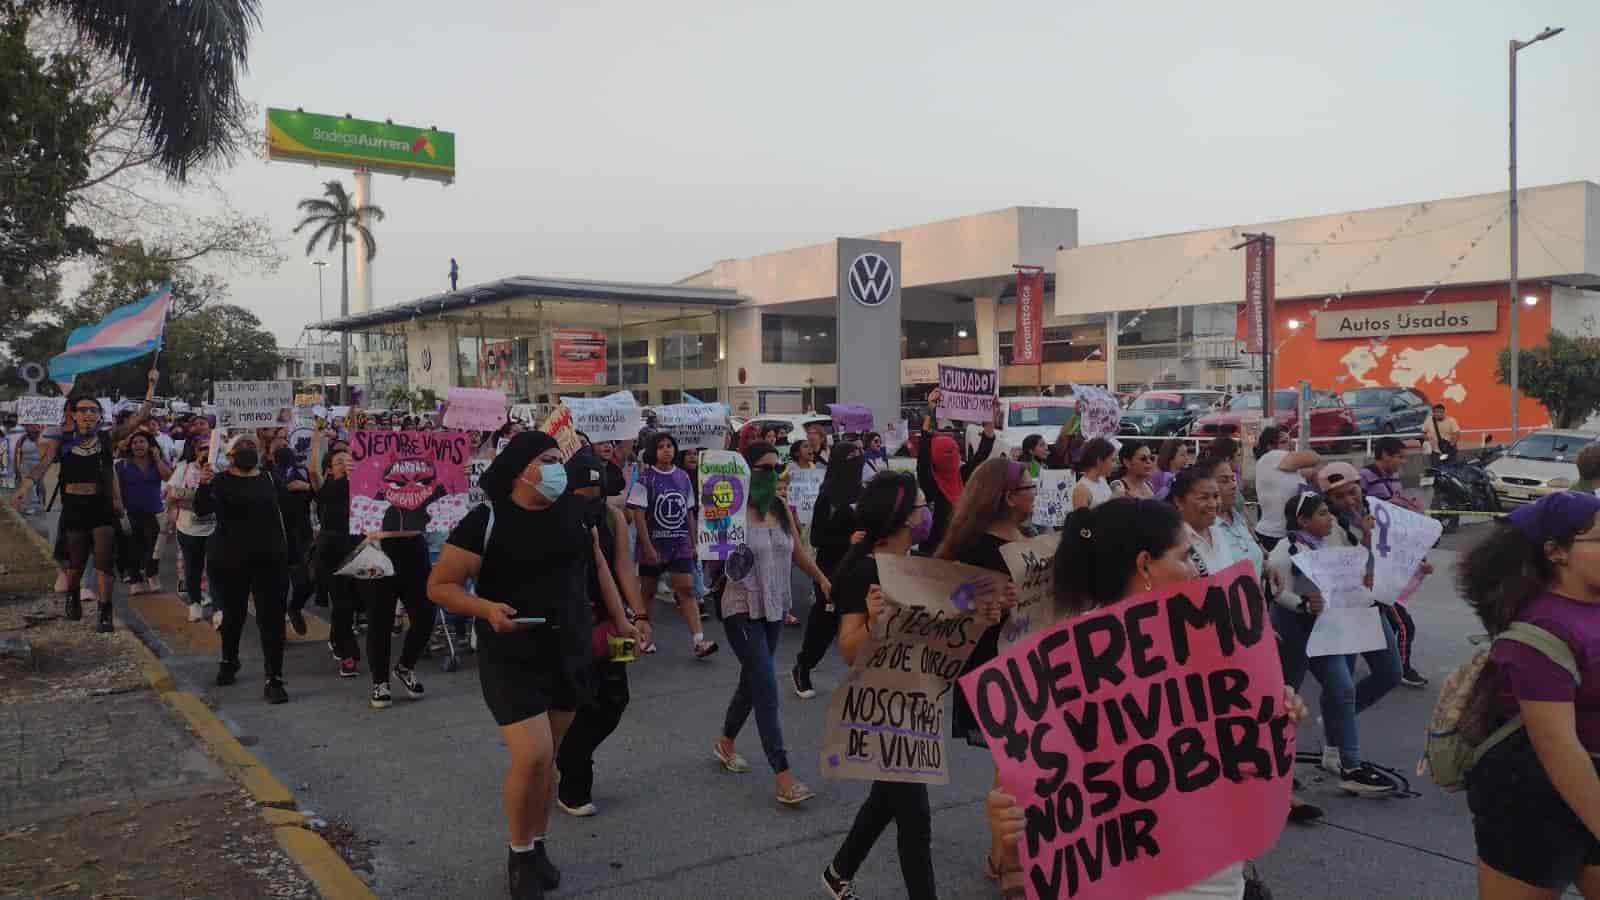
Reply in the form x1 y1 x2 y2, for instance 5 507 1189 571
820 554 999 784
16 395 66 427
937 364 998 424
882 420 909 456
787 466 824 525
999 532 1057 651
467 457 491 506
214 381 293 427
697 450 750 561
887 456 917 474
654 403 728 449
1292 546 1387 657
1030 468 1075 529
1366 497 1442 602
443 387 508 431
1071 383 1122 440
560 390 642 443
539 405 583 461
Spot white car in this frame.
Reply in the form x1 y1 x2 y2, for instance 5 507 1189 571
986 395 1078 457
731 414 833 447
1486 429 1596 506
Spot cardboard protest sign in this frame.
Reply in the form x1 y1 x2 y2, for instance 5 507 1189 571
443 387 508 431
888 456 917 474
697 450 749 561
214 381 293 426
1366 497 1442 602
17 395 66 427
559 390 642 443
1031 469 1076 529
539 405 582 461
937 364 998 424
999 533 1058 652
787 466 824 525
347 430 473 536
960 561 1293 900
821 554 999 784
828 403 874 436
654 403 728 449
1071 384 1123 440
1290 546 1386 657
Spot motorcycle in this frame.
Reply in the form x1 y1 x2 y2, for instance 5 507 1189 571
1423 445 1502 534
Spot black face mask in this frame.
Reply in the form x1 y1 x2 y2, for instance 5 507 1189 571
232 448 259 471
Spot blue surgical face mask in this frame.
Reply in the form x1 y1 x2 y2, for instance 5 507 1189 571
521 462 567 501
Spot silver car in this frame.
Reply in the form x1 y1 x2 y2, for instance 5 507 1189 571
1486 429 1596 506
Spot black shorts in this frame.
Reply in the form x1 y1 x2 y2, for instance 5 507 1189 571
59 491 116 532
639 557 695 578
476 625 578 727
1468 731 1600 888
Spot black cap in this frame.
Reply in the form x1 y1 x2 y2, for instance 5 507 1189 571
566 448 604 490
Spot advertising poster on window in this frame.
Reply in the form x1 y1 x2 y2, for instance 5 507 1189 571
347 430 473 536
552 330 608 385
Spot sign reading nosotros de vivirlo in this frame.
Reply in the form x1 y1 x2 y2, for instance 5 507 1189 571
213 381 293 427
959 561 1293 900
820 555 1000 785
937 364 998 424
697 450 749 561
265 108 456 182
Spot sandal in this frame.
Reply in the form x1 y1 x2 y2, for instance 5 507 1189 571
776 780 815 805
694 640 719 659
713 740 750 773
640 641 658 655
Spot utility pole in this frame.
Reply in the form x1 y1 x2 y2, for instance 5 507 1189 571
313 259 328 402
1233 233 1276 419
1509 25 1563 440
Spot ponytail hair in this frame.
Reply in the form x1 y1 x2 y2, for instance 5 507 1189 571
830 471 919 580
1055 498 1183 615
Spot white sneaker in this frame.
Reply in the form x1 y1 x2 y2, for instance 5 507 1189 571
557 798 597 817
187 603 203 623
1321 746 1343 777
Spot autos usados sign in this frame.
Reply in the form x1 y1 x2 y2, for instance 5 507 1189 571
1315 300 1497 339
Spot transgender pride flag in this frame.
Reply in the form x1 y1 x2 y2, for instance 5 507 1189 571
49 283 172 387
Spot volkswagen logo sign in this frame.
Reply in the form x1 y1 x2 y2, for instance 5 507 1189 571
847 253 895 307
420 348 433 372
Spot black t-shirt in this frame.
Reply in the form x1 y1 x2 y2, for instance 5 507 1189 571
317 477 350 536
446 495 591 622
195 471 287 563
831 554 880 618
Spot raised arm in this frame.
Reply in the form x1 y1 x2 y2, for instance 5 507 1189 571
111 369 160 444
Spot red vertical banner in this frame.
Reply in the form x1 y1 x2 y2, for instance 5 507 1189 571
1013 267 1044 366
1244 236 1274 353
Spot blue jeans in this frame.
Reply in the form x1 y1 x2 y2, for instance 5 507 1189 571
1272 604 1402 769
722 613 788 773
692 559 707 600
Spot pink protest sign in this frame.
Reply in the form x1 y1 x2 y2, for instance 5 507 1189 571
827 403 874 436
958 561 1292 900
442 387 508 431
347 430 474 536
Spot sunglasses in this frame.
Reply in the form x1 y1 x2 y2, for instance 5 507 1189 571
74 405 101 414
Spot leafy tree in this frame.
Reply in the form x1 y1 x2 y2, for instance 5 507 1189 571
1497 330 1600 428
160 303 279 400
293 180 384 404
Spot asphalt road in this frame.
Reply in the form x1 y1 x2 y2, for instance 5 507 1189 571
24 508 1524 899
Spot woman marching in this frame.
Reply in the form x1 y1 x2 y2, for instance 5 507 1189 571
309 423 362 678
933 457 1027 884
630 432 716 657
195 433 291 703
823 470 1003 900
712 442 830 806
428 432 595 900
116 430 172 595
11 369 158 630
791 441 866 699
166 434 217 623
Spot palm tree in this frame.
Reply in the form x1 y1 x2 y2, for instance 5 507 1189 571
44 0 261 180
293 180 384 404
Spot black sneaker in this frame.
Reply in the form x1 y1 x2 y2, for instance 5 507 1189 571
96 602 114 633
1401 667 1429 689
264 678 289 705
370 683 392 709
507 847 544 900
393 664 424 699
822 863 858 900
64 594 82 621
215 659 241 686
1339 763 1397 796
287 607 307 637
792 665 816 700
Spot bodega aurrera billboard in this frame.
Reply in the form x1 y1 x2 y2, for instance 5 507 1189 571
266 108 455 183
1315 300 1498 340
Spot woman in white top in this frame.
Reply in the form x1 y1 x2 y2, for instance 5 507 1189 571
1070 437 1118 510
1251 426 1321 551
1110 440 1156 499
166 436 217 622
1170 467 1229 576
1205 455 1265 579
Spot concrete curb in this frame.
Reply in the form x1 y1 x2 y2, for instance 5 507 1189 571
131 637 378 900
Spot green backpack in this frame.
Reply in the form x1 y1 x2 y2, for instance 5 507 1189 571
1418 621 1579 791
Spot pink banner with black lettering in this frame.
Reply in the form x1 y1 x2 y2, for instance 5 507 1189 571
958 561 1292 900
347 430 474 536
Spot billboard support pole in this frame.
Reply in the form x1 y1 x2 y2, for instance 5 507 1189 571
1234 232 1275 421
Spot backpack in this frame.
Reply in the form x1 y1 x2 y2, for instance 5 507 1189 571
1418 621 1579 791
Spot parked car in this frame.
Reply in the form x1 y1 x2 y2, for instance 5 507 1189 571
1485 429 1596 506
1119 390 1226 436
1340 387 1431 436
993 395 1078 455
1192 389 1358 447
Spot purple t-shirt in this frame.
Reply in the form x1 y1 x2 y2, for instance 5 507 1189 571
627 466 697 560
1492 591 1600 752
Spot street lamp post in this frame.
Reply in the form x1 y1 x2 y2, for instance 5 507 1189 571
1509 25 1563 440
313 260 328 401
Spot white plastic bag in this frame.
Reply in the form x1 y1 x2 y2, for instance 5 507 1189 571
334 538 394 580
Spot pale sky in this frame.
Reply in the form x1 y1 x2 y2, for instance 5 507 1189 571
184 0 1598 346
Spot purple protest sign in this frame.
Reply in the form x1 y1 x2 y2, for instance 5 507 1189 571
828 403 874 436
